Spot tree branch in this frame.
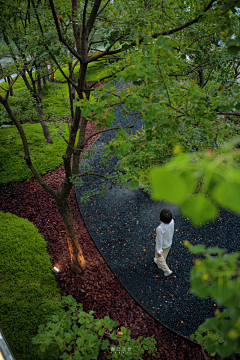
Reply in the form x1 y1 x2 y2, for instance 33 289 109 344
216 111 240 117
86 0 230 65
47 0 84 63
96 0 111 17
86 0 102 36
82 0 89 35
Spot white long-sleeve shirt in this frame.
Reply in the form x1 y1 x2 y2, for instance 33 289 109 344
156 219 174 254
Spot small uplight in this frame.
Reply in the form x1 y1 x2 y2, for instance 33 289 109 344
52 266 60 276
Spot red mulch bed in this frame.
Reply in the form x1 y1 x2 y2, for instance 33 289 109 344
0 81 238 360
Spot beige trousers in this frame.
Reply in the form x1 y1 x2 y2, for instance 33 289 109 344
155 245 171 272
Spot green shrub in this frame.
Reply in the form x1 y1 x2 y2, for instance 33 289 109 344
0 212 62 360
0 89 39 125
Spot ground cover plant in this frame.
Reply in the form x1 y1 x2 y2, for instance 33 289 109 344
0 212 62 360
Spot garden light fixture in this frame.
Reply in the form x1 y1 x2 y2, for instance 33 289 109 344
52 266 60 276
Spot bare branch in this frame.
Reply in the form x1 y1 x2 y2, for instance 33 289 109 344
2 58 35 102
47 49 78 90
216 111 240 117
0 85 8 93
158 60 171 105
200 342 209 360
96 0 111 17
47 0 84 63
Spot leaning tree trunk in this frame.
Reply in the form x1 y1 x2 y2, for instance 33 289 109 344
37 105 52 143
36 69 52 144
7 76 13 96
21 63 52 143
55 197 88 274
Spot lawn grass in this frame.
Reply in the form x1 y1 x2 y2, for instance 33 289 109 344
0 59 112 123
54 57 111 83
0 121 76 184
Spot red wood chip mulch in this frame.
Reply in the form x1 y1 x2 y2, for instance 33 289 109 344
0 80 238 360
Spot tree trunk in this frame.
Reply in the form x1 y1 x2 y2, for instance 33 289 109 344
45 64 50 82
42 67 46 86
55 197 88 274
199 69 204 88
37 105 52 143
68 61 76 99
37 68 52 144
7 76 13 96
50 65 54 82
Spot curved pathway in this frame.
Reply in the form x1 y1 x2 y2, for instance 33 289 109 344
75 80 240 339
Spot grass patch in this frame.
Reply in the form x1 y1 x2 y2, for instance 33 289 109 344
0 212 62 360
54 58 111 83
0 58 114 124
0 121 84 184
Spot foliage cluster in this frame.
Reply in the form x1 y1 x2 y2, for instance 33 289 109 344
186 241 240 358
31 295 157 360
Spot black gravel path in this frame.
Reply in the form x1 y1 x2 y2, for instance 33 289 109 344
75 80 240 340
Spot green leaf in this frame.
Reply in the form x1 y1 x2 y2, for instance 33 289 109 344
198 323 208 334
98 329 104 336
164 153 191 170
204 171 227 193
101 339 110 350
205 247 227 255
178 169 198 194
65 332 73 344
76 337 84 348
168 57 178 65
188 244 206 254
52 315 59 322
180 194 218 226
191 277 208 298
82 108 91 117
96 123 103 130
208 279 235 305
156 36 168 46
149 167 189 205
129 180 139 188
211 180 240 216
122 174 132 181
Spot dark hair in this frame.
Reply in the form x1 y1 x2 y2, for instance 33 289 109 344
160 208 172 224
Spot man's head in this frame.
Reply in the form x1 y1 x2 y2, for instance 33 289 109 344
160 208 172 224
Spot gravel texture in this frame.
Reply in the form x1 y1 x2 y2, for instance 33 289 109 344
75 80 240 339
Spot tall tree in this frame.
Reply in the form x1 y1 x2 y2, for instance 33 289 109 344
0 0 53 143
